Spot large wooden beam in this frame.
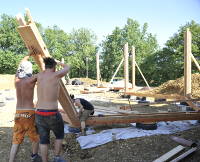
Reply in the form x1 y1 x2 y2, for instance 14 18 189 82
84 112 200 125
125 91 184 99
124 43 129 92
96 53 100 87
184 28 192 97
16 11 80 127
131 46 136 89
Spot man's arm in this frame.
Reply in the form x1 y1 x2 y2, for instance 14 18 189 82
29 74 38 83
55 61 70 78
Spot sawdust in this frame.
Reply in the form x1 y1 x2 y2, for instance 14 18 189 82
149 73 200 98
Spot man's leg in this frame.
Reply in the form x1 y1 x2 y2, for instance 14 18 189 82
9 144 20 162
81 121 86 135
54 139 62 156
40 144 48 162
32 141 39 154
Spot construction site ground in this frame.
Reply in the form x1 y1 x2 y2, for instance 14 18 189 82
0 75 200 162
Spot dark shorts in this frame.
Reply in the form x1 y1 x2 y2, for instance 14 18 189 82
35 111 64 144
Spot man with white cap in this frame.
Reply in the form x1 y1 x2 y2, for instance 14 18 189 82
9 49 42 162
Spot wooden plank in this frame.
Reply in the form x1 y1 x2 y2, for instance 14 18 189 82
125 91 183 100
170 136 197 147
17 25 50 58
16 13 26 26
25 8 34 24
85 112 200 125
153 145 185 162
109 58 124 84
184 28 192 97
124 43 129 92
131 46 136 89
170 147 197 162
16 13 80 127
135 61 150 88
191 53 200 72
96 53 100 87
128 98 200 107
58 80 80 127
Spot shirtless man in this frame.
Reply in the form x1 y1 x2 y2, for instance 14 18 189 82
35 57 70 162
9 51 41 162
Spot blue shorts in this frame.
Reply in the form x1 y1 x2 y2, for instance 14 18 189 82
35 111 64 144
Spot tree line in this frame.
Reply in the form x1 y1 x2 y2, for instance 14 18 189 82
0 14 200 86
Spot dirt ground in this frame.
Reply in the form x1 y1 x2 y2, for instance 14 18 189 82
0 75 200 162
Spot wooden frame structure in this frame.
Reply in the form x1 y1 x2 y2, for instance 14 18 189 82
125 28 200 111
16 9 200 127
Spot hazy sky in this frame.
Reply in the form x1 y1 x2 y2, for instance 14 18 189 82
1 0 200 47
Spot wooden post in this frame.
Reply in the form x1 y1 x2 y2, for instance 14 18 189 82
124 43 129 92
184 28 192 97
131 46 135 90
96 53 100 87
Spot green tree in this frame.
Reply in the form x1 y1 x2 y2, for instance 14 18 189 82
43 25 71 60
144 20 200 86
68 28 97 78
101 18 158 82
0 14 26 54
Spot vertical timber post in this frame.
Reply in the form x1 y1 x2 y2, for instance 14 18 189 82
131 46 135 90
124 43 129 93
96 53 100 87
184 28 192 97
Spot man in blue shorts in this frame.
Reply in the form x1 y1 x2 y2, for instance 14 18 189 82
35 57 70 162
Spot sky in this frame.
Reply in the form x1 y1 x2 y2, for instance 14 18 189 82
0 0 200 47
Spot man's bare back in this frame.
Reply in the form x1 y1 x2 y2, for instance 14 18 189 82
36 58 70 110
15 76 37 109
36 71 60 110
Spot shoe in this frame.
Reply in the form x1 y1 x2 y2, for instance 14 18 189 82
31 154 42 162
54 156 67 162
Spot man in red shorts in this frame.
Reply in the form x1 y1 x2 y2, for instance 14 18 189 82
35 57 70 162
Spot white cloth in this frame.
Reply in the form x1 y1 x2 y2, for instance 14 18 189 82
70 120 199 149
16 61 32 79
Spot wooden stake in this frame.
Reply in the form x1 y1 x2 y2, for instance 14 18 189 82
124 43 129 92
109 58 124 84
184 28 192 97
131 46 136 89
191 53 200 72
135 62 150 88
96 53 100 87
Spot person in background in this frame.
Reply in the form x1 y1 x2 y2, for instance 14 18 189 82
70 94 94 136
35 57 70 162
9 49 41 162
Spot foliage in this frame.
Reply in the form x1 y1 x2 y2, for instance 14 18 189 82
0 14 27 54
67 28 97 78
101 18 158 82
0 50 23 74
143 20 200 86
